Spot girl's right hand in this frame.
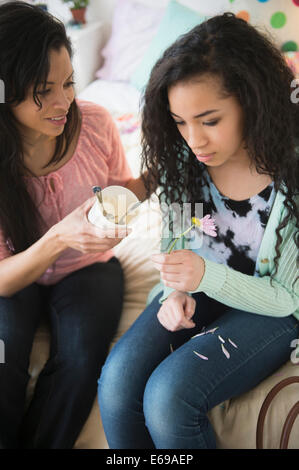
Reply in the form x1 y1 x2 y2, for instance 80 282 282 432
157 290 196 332
51 197 131 254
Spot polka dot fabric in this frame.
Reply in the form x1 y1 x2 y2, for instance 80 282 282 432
179 1 298 51
227 0 299 51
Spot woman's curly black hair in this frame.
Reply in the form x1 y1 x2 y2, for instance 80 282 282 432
141 12 299 286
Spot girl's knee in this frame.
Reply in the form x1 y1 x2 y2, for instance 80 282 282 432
97 343 141 416
143 361 208 437
143 367 180 436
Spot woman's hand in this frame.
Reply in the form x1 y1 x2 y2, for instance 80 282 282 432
151 249 205 292
157 290 196 332
51 197 131 254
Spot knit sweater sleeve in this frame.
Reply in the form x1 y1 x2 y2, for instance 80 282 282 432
189 219 299 318
193 260 298 317
158 210 299 318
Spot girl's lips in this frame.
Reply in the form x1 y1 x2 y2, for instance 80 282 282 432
195 153 215 162
46 115 67 126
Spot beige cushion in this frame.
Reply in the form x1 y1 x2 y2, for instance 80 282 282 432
27 199 299 449
208 361 299 449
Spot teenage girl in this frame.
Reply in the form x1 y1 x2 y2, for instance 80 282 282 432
98 13 299 449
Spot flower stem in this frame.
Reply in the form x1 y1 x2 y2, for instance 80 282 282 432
167 224 194 254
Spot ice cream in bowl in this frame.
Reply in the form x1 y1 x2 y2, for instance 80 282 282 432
88 185 141 229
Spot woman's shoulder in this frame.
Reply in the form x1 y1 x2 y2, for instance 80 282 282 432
76 98 114 130
75 99 118 156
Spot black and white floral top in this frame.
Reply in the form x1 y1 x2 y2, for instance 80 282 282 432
190 168 276 276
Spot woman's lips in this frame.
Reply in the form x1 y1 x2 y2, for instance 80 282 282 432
195 153 215 162
46 115 67 126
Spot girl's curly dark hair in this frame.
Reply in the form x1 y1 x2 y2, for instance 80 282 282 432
141 12 299 286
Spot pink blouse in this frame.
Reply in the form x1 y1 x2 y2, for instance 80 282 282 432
0 99 132 285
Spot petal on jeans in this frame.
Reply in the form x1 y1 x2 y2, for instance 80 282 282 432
221 343 230 359
228 338 238 348
193 350 209 360
191 332 206 339
206 327 219 334
192 326 219 339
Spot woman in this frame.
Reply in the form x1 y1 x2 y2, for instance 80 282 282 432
0 2 146 449
98 13 299 449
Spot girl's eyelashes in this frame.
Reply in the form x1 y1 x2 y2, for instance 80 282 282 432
173 119 220 126
37 81 76 96
204 120 219 126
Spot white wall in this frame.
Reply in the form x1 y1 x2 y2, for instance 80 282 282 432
47 0 116 24
86 0 116 23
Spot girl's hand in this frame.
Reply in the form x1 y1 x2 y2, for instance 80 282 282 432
157 290 196 332
151 249 205 292
52 197 131 254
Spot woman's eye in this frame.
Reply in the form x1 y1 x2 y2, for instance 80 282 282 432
204 120 219 126
174 120 184 126
37 89 50 96
37 81 75 95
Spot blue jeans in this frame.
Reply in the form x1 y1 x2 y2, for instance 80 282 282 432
98 291 298 449
0 258 124 449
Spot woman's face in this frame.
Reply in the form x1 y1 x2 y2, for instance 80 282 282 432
11 46 75 142
168 74 250 171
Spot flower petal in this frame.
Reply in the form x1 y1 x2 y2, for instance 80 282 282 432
218 335 225 343
221 343 230 359
193 351 209 360
201 214 217 237
228 338 238 348
191 332 206 339
206 327 219 334
203 228 217 237
192 326 218 338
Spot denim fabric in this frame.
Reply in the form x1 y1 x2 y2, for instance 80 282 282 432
0 258 124 449
98 291 298 449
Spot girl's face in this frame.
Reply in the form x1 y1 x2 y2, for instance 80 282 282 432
168 75 250 170
11 46 75 143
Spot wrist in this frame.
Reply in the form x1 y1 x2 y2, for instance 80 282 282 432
45 224 67 256
197 256 205 286
189 257 208 293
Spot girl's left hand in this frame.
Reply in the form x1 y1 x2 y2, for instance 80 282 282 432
151 249 205 292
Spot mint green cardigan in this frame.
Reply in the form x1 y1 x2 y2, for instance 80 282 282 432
146 185 299 357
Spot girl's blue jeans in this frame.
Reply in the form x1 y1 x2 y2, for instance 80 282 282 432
98 291 298 449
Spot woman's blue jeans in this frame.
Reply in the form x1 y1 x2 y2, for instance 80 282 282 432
0 258 124 449
98 291 298 449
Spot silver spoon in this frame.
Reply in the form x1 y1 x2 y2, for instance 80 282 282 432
92 186 115 222
117 201 142 225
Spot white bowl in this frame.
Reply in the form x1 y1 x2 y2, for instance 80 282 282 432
88 185 140 229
